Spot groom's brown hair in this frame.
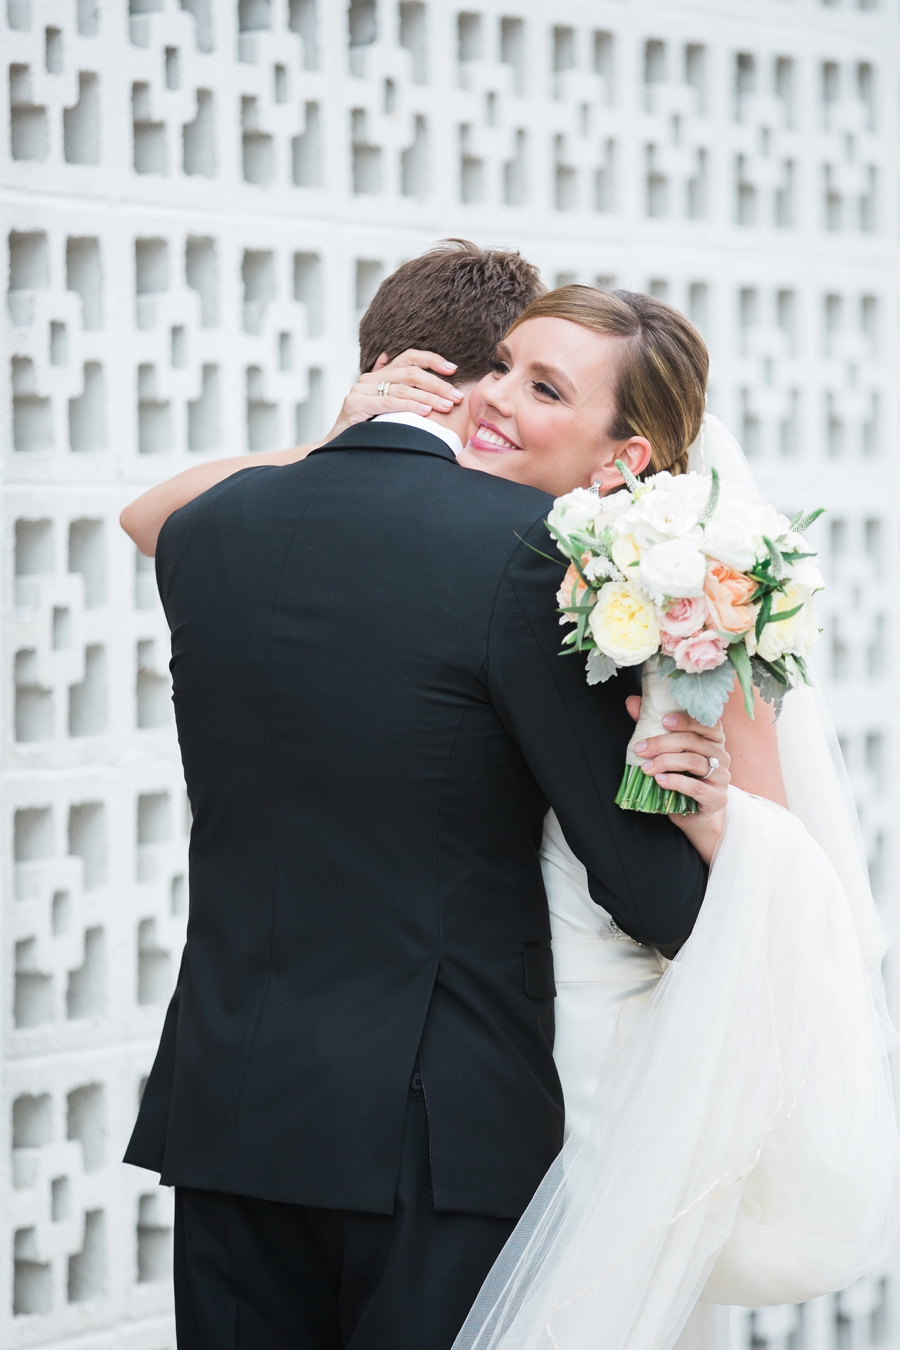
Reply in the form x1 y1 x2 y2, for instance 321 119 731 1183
358 239 544 384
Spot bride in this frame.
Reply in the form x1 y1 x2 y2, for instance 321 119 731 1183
121 284 898 1349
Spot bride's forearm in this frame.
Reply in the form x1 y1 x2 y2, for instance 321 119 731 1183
121 348 464 558
720 684 788 808
120 443 319 556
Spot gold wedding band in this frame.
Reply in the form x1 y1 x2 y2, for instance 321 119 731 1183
377 381 391 398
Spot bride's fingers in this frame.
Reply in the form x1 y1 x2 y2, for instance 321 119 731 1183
636 733 729 768
340 380 455 419
641 752 716 779
636 734 728 777
367 349 461 389
356 369 462 409
382 368 463 402
658 770 728 814
658 711 724 743
377 380 458 411
367 396 438 417
340 392 434 422
380 348 459 375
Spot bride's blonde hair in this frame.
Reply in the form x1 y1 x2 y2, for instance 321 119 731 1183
506 285 708 477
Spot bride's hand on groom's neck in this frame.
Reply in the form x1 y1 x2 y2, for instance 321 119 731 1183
627 698 729 867
322 349 465 441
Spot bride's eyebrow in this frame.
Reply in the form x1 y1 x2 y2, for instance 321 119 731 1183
530 361 576 399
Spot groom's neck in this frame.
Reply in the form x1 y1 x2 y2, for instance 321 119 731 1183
425 390 472 446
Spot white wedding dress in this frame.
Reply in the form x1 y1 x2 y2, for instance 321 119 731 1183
454 418 900 1350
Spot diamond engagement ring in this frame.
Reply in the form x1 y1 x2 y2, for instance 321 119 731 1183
703 756 720 779
377 381 391 398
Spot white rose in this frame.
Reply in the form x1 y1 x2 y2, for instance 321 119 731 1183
637 473 709 540
547 488 599 540
756 587 820 661
700 501 763 572
621 489 705 550
594 489 632 527
788 556 824 597
589 583 661 666
639 540 707 601
757 502 792 544
716 481 764 512
619 473 708 549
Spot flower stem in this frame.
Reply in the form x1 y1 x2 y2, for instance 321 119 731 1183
615 763 699 816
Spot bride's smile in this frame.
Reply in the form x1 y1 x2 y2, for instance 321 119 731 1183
466 418 522 454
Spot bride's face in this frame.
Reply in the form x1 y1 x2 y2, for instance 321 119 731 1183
459 317 651 497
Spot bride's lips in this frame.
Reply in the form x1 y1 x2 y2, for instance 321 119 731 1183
467 420 523 454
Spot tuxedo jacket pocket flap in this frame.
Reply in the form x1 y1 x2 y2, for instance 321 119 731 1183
523 942 556 1000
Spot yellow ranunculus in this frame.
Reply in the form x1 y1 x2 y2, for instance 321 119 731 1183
611 533 640 577
589 583 661 667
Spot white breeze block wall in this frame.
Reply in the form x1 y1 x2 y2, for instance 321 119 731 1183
1 1 898 1348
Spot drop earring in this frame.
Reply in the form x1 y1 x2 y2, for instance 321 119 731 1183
589 479 602 495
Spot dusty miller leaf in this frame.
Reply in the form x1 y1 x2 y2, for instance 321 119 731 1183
750 656 787 719
668 660 736 726
586 650 618 685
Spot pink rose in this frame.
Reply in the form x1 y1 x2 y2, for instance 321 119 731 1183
674 630 728 674
659 594 709 639
660 629 682 656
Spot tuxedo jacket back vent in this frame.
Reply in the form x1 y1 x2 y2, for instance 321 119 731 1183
125 423 706 1219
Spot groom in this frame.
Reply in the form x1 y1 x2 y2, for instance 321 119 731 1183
125 242 709 1349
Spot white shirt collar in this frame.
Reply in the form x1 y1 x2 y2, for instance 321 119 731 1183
372 412 463 459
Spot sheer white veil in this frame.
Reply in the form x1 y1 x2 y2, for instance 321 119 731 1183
452 415 899 1350
695 415 888 986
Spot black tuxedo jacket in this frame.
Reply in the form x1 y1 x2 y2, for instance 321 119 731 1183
125 422 706 1219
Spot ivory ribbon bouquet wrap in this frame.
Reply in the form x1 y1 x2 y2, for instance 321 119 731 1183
548 464 825 814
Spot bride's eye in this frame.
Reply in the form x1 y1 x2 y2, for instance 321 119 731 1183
490 359 509 376
533 381 560 401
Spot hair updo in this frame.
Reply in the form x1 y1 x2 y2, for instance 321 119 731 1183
506 285 708 477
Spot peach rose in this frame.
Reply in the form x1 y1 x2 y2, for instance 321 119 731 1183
703 562 758 635
557 554 591 612
674 630 728 674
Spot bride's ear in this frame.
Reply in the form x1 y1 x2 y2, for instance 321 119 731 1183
594 436 653 491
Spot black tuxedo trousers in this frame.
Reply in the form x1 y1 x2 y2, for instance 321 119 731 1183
125 423 705 1280
174 1078 516 1350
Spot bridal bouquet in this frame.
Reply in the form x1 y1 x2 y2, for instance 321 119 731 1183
548 465 824 814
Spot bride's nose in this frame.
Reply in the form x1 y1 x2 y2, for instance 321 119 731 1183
482 374 516 421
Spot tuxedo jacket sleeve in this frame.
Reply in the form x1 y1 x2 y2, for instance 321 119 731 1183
488 516 708 949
